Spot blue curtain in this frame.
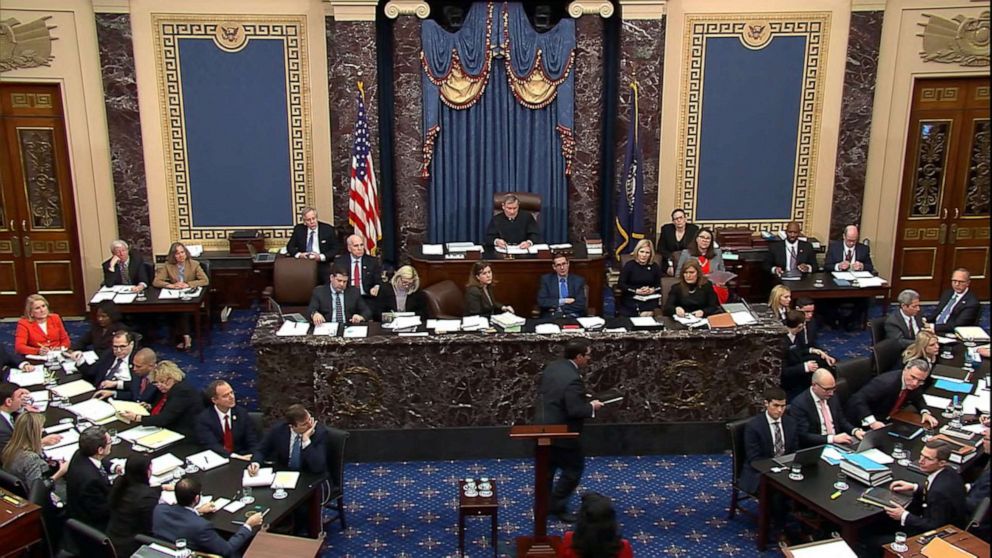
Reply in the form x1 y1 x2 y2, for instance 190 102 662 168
422 2 575 244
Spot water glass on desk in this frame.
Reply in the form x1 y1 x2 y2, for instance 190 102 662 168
892 442 906 461
891 532 909 553
833 471 849 491
241 485 254 504
175 538 191 558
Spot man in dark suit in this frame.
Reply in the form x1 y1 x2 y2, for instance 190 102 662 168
249 404 328 475
537 254 588 318
0 344 33 383
846 359 939 431
333 234 382 306
79 330 136 393
884 441 968 533
765 221 818 276
793 297 822 346
308 266 372 325
823 225 874 273
196 380 259 460
1 383 59 458
285 207 337 279
537 339 604 523
928 268 981 334
94 348 159 404
967 426 990 540
65 426 117 531
486 193 541 250
885 289 924 348
102 239 150 291
153 477 262 558
740 387 799 495
789 369 864 448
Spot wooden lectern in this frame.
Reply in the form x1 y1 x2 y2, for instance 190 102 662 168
509 424 579 557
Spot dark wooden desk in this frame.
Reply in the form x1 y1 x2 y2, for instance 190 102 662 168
785 271 890 321
883 525 990 558
243 529 325 558
409 245 606 316
104 288 209 362
0 487 43 558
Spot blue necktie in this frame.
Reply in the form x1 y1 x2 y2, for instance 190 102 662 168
558 277 568 300
177 264 185 282
306 230 315 253
936 294 958 325
289 433 302 469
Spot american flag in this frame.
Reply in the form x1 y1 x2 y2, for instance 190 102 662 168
349 82 381 255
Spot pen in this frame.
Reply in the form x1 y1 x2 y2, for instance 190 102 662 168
830 491 842 500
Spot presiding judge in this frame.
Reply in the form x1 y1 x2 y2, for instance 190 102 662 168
485 194 541 249
464 261 514 316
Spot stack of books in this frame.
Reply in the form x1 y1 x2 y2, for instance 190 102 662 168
585 236 603 256
932 433 980 464
840 452 892 486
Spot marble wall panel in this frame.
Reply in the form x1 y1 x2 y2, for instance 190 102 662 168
95 14 151 255
569 16 606 242
617 17 665 237
830 11 883 238
326 18 380 234
391 18 428 260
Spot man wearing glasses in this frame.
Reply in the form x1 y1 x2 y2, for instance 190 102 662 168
884 441 968 533
537 254 587 318
80 330 136 393
788 369 864 448
928 268 980 334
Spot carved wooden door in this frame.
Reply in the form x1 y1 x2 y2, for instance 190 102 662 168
0 83 85 317
892 78 990 301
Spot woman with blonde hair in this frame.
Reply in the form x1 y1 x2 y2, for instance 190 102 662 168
768 285 792 322
378 265 428 319
15 294 71 356
152 242 209 351
902 329 939 366
618 239 663 317
2 413 68 500
118 360 203 437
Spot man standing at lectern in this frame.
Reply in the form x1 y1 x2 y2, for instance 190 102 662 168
486 193 541 250
537 339 603 524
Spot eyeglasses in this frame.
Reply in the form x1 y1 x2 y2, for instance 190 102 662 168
112 344 131 350
553 262 569 267
814 384 836 392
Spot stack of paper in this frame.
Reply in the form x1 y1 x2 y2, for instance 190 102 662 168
963 394 990 415
381 316 422 331
495 245 528 255
44 443 78 462
343 325 368 338
445 242 476 252
119 426 161 443
526 243 550 254
243 467 276 487
67 398 117 424
277 321 310 336
136 428 185 450
421 244 444 255
672 315 707 328
45 428 80 449
428 319 461 332
576 317 605 330
955 326 990 342
629 317 660 328
312 322 339 336
51 379 96 399
112 400 150 423
272 471 300 490
856 276 887 287
185 449 230 471
8 369 46 387
491 312 525 329
461 316 490 331
150 453 183 476
534 323 561 334
632 293 661 302
730 311 757 325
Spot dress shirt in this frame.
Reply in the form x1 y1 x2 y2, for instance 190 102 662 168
214 407 232 429
1 410 12 429
900 469 943 525
936 290 966 324
785 241 799 270
810 389 836 442
862 377 932 426
288 431 311 455
765 412 784 451
106 357 132 390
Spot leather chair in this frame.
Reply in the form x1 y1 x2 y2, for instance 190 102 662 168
726 417 755 520
872 338 903 375
967 496 990 535
322 426 350 531
247 411 265 436
0 469 28 497
421 280 465 319
29 479 62 558
492 192 542 221
834 355 874 396
261 256 319 314
61 519 117 558
869 316 887 347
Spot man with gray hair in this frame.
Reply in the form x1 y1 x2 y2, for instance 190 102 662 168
846 358 939 431
286 206 337 263
485 193 541 250
102 239 149 290
884 289 924 348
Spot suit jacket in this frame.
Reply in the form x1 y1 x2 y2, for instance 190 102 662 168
15 315 70 355
195 405 259 458
333 254 382 297
663 282 720 317
464 285 505 316
255 421 328 474
537 273 587 317
0 412 13 458
376 284 429 320
846 369 929 426
928 289 981 334
781 332 827 401
657 223 699 260
80 348 136 391
884 309 924 349
116 374 160 404
823 241 874 273
765 240 818 273
307 285 372 322
140 380 204 438
106 483 161 557
740 413 799 494
286 221 337 262
102 254 151 287
153 504 254 558
152 259 209 288
788 389 857 447
65 452 112 530
904 468 969 533
537 359 594 449
0 344 24 382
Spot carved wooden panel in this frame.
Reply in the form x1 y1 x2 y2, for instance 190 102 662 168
920 86 960 103
17 127 65 230
951 247 989 280
964 118 990 216
0 262 17 295
909 120 951 218
32 260 73 294
904 227 941 240
898 247 937 280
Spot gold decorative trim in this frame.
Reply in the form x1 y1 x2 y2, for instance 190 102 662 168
675 13 830 232
920 86 959 102
976 86 990 101
330 366 384 416
9 93 53 109
898 247 937 280
383 0 430 20
567 1 615 19
903 227 941 241
0 17 58 72
33 260 74 295
918 11 990 67
618 0 665 20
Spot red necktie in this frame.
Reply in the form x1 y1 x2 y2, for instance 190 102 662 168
353 261 361 289
151 394 168 415
139 377 148 395
223 414 234 453
888 389 909 418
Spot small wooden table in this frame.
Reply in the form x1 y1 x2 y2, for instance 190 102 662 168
458 479 498 557
883 525 990 558
243 529 325 558
0 487 43 558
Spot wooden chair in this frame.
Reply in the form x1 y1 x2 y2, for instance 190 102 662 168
421 280 465 319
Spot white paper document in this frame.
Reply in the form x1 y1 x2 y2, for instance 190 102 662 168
955 326 990 342
277 321 310 336
271 471 300 490
44 443 78 462
343 326 368 338
186 449 230 471
113 292 138 304
858 448 894 464
526 243 550 254
67 398 117 424
534 323 561 334
421 244 444 255
788 538 858 558
461 316 490 331
629 317 659 327
831 271 856 280
492 312 525 328
158 287 202 299
495 245 528 255
923 394 952 409
119 425 161 443
45 428 80 449
243 467 276 487
311 322 339 336
382 316 422 330
576 317 605 330
135 428 185 450
150 453 183 476
51 379 96 399
856 276 887 287
632 294 661 302
673 315 707 328
428 319 461 332
730 311 757 325
962 394 990 415
8 369 45 387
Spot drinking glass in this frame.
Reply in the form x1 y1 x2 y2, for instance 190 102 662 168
833 471 849 491
788 463 803 481
897 449 911 468
109 428 119 445
240 485 255 504
175 538 191 558
892 442 905 460
891 532 908 553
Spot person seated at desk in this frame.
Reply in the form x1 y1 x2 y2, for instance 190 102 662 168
765 221 818 277
845 359 939 431
883 441 968 533
822 226 874 330
792 297 822 346
902 330 939 368
617 239 662 317
118 360 203 438
285 206 337 267
71 301 127 354
308 266 372 325
2 413 69 501
152 242 209 351
333 234 382 306
65 426 119 532
103 239 150 291
0 345 33 382
485 193 541 250
377 265 429 320
768 285 791 323
154 477 263 558
663 260 719 318
464 260 514 316
537 253 587 318
885 289 924 349
928 268 980 334
740 387 798 495
94 347 159 404
15 294 70 356
657 208 698 276
0 383 60 457
675 228 728 303
781 310 835 401
196 380 258 461
250 403 328 475
106 454 166 557
79 330 136 395
558 492 633 558
788 369 864 448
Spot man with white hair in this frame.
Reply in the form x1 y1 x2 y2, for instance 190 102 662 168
885 289 924 348
102 239 149 291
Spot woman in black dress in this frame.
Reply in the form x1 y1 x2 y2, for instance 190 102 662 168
657 208 699 275
71 301 127 353
663 260 719 317
464 261 514 316
105 455 163 557
618 239 663 317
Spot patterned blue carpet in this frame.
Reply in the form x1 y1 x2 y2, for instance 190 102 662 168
2 300 987 556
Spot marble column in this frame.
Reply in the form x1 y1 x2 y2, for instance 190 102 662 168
95 14 151 255
391 17 428 259
830 11 883 238
569 16 606 242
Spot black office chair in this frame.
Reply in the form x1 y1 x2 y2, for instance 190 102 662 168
134 533 173 549
248 411 265 435
0 468 28 497
833 376 851 407
869 316 886 347
726 418 755 520
322 426 350 531
967 496 990 535
834 356 874 396
29 479 62 558
872 338 903 375
61 519 117 558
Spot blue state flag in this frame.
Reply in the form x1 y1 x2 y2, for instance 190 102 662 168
613 83 645 260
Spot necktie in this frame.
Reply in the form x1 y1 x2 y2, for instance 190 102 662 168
889 388 909 418
334 291 344 323
923 478 930 502
773 422 785 456
306 230 315 253
818 398 835 435
845 249 853 263
119 261 129 285
139 376 149 395
108 359 122 382
178 264 185 282
151 394 168 415
936 294 958 325
788 246 798 271
223 414 234 453
289 433 302 469
353 260 361 290
559 278 568 300
908 317 916 337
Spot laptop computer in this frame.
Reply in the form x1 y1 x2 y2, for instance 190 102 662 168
269 298 307 323
773 446 822 467
247 243 275 263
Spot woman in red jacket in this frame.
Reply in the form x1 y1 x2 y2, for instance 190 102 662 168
559 492 633 558
15 294 71 356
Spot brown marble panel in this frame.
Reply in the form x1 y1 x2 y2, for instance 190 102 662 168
253 313 784 428
570 16 606 242
830 11 883 238
392 18 429 261
617 17 665 237
95 14 151 255
326 18 380 232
